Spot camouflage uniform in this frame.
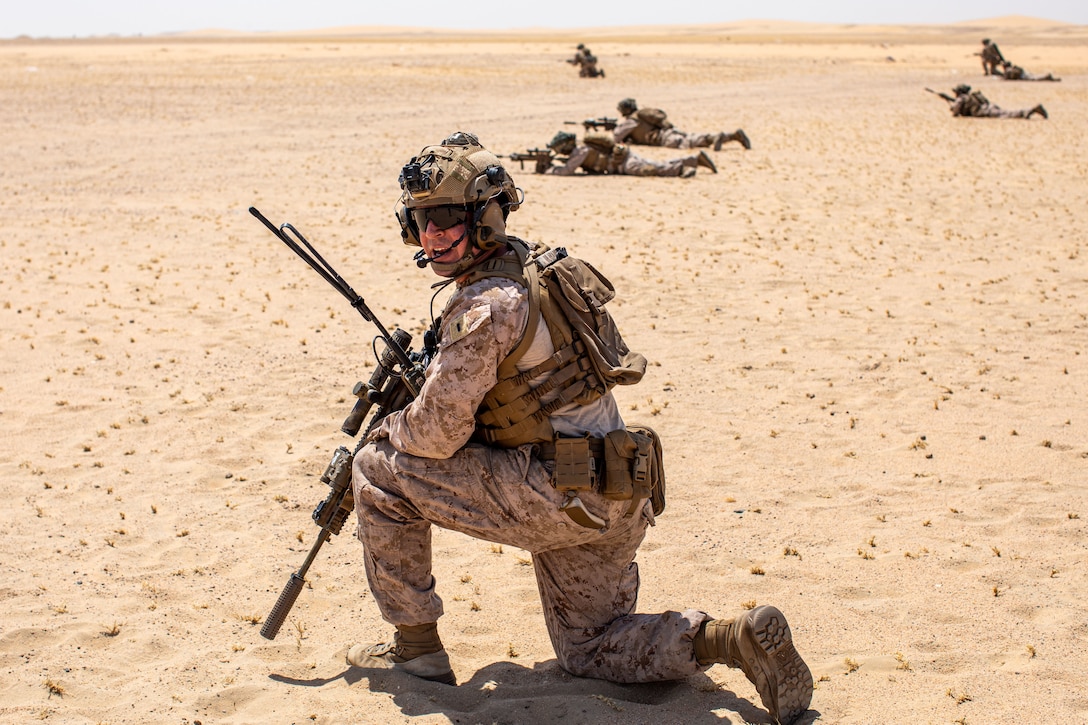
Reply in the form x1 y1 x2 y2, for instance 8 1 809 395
1000 62 1060 82
544 144 710 178
949 89 1044 119
353 274 709 682
979 39 1005 75
613 114 717 149
568 46 604 78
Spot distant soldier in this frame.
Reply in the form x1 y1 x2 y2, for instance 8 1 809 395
939 84 1047 119
538 130 717 178
613 98 750 152
977 38 1005 75
999 61 1061 82
566 44 605 78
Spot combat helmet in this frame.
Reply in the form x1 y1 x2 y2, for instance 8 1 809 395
395 131 522 277
547 131 577 156
953 83 971 95
617 97 638 116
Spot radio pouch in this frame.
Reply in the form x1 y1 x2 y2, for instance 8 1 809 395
602 426 666 517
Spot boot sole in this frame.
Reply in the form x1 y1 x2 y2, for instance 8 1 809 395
744 606 813 724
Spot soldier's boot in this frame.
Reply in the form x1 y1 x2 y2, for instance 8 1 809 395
1029 104 1048 119
694 606 813 725
696 150 718 173
733 128 752 150
347 622 456 685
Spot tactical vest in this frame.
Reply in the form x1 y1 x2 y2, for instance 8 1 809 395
964 91 989 116
463 238 647 448
579 147 609 174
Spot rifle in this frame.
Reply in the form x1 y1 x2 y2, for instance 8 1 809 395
248 206 436 640
502 148 555 171
925 87 955 103
565 117 617 132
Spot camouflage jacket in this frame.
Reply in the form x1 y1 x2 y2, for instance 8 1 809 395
371 276 528 458
371 269 624 457
545 145 614 175
950 91 990 117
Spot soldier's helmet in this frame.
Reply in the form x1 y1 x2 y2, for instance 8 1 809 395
617 98 638 115
547 131 578 156
395 131 521 275
953 83 971 95
577 43 585 50
981 38 991 44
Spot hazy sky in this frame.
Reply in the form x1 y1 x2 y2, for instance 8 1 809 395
7 1 1086 39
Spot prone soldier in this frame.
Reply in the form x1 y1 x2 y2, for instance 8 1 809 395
999 61 1060 82
936 84 1048 119
538 130 718 178
613 98 750 152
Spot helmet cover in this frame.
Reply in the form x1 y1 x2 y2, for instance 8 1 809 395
547 131 578 155
395 131 522 276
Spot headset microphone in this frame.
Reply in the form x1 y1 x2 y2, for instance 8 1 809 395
412 229 468 269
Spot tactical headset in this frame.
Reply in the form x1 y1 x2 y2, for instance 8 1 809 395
395 132 521 255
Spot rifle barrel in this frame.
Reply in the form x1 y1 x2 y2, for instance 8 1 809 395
260 528 330 639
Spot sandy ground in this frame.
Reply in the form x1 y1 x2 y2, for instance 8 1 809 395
2 16 1087 725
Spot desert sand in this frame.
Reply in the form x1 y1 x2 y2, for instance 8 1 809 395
1 16 1086 725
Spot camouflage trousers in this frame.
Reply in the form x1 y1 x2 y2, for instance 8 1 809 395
353 438 709 683
977 105 1031 118
655 128 717 149
619 153 699 177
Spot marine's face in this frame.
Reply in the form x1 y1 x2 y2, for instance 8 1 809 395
417 207 471 272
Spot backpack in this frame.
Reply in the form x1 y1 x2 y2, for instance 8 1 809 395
471 241 647 448
527 245 646 398
636 107 672 129
583 131 616 154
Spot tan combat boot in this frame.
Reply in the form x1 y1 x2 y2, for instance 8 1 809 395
694 606 813 724
696 150 718 173
347 622 456 685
